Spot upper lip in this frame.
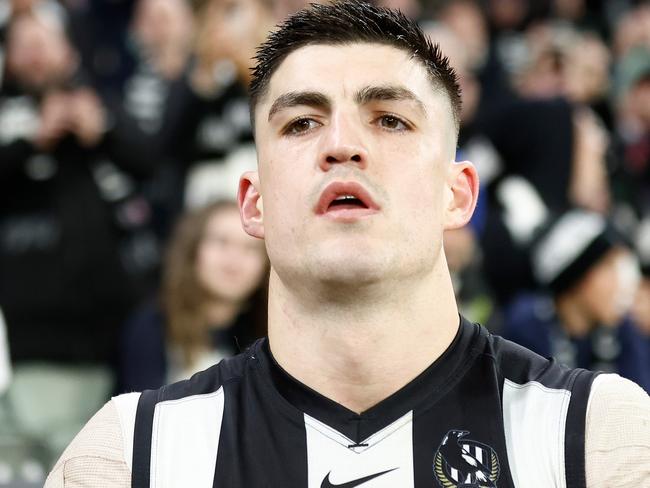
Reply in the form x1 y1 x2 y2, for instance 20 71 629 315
314 181 380 214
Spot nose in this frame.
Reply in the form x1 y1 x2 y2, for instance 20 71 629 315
318 112 368 171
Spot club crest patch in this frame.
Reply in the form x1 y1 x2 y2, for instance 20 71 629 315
433 429 500 488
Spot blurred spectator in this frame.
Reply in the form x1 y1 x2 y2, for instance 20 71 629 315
119 200 268 392
502 209 650 391
611 48 650 207
121 0 275 236
444 225 497 328
131 0 193 81
0 13 158 468
123 0 194 133
633 275 650 337
516 25 610 104
613 3 650 60
111 0 195 240
428 14 604 304
271 0 311 22
437 0 515 121
0 0 67 42
376 0 421 20
64 0 136 98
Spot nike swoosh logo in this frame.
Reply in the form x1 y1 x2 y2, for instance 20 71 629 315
320 468 398 488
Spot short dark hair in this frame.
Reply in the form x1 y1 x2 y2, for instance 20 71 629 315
249 1 462 132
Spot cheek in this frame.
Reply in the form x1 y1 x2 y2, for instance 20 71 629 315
260 157 311 232
196 244 225 279
585 272 615 302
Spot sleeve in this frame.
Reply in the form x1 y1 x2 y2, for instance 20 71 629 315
44 400 131 488
585 373 650 487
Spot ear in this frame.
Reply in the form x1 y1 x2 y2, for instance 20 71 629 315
238 171 265 239
443 160 479 231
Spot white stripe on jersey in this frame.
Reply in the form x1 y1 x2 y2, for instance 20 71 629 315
304 410 414 487
503 379 570 488
150 388 225 488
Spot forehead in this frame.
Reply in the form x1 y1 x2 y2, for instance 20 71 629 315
259 42 450 114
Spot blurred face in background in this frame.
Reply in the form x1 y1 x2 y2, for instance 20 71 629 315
625 78 650 130
516 26 610 105
132 0 194 53
564 35 610 104
439 0 488 71
196 206 268 304
572 247 640 328
632 277 650 335
422 24 480 126
6 15 75 92
194 0 272 76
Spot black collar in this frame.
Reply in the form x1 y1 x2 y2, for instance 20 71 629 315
255 316 481 443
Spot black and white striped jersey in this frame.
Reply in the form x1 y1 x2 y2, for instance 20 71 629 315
116 317 598 488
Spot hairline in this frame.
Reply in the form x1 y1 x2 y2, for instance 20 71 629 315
250 40 460 137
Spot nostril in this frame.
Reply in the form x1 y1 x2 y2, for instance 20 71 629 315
323 153 364 165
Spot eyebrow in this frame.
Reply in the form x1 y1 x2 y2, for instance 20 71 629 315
354 85 427 116
268 91 331 121
267 84 427 122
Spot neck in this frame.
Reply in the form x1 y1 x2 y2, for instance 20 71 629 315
267 261 460 414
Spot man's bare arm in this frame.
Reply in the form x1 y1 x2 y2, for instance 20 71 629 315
44 400 130 488
586 374 650 487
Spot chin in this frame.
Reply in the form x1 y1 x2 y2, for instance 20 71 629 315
313 252 390 287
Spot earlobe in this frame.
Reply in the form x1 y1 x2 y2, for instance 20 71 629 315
444 161 479 230
238 171 265 239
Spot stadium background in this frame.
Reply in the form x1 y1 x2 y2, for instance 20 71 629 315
0 0 649 485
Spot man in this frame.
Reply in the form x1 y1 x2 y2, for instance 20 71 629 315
46 2 650 487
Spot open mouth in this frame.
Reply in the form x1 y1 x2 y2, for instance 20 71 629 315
327 195 368 211
315 182 380 218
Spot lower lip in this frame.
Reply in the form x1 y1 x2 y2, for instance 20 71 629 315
321 206 379 222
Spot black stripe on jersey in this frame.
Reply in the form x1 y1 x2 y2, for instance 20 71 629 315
132 389 159 488
564 368 599 488
489 330 599 488
131 352 259 488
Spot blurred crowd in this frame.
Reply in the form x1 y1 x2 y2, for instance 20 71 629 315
0 0 648 483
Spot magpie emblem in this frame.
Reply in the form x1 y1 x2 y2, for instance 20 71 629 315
433 430 500 488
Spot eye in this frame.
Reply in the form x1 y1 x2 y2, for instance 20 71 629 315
377 114 410 131
283 117 320 136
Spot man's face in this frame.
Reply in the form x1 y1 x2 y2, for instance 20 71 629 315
244 43 467 290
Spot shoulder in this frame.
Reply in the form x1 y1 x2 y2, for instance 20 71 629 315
586 374 650 429
45 393 140 488
585 374 650 486
488 327 588 389
138 340 262 408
